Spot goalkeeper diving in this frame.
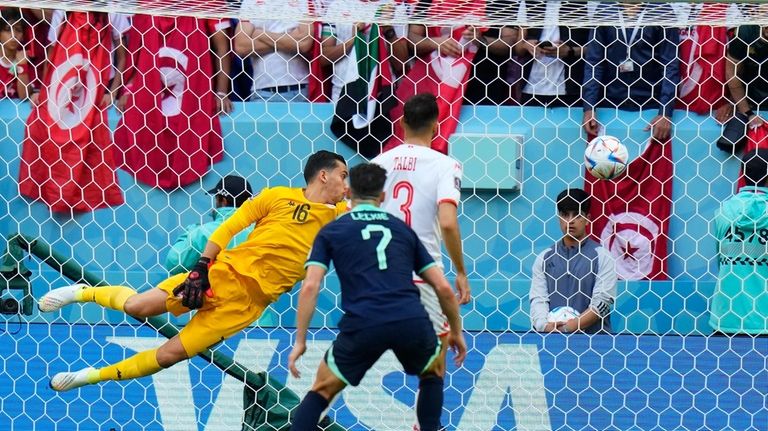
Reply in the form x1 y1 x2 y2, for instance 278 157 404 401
39 151 348 391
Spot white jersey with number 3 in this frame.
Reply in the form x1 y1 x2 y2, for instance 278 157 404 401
373 144 463 271
373 144 462 336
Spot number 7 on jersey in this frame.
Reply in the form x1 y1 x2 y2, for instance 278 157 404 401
361 224 392 270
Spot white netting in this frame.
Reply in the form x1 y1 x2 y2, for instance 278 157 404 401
0 1 766 430
1 0 768 26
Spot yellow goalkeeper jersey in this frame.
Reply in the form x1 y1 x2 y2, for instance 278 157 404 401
208 186 347 301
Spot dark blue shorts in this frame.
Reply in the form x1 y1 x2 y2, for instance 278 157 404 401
324 317 440 387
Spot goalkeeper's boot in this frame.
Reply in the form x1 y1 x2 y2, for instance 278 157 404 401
50 367 98 392
38 284 87 312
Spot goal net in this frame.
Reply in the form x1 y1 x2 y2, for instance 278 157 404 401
1 0 768 26
0 0 766 430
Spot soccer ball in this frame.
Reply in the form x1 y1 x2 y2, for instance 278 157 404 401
584 135 629 180
548 306 580 323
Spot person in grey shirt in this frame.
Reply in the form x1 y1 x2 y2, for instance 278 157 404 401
529 188 617 334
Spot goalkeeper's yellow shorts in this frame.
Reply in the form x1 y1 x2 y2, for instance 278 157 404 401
157 261 271 357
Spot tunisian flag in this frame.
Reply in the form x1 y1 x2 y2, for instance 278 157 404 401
114 15 224 189
677 24 728 114
384 0 484 154
585 139 673 280
18 12 123 213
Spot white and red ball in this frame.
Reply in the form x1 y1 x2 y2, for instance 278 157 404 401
584 135 629 180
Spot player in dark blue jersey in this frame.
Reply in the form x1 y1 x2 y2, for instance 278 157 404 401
288 163 467 431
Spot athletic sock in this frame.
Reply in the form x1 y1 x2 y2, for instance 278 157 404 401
76 285 137 312
290 390 329 430
416 375 444 431
95 348 163 383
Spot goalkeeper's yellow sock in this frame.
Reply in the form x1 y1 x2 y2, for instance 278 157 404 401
76 285 137 312
95 348 163 383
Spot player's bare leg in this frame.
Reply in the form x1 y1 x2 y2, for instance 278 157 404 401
123 288 170 318
308 360 347 401
291 360 347 430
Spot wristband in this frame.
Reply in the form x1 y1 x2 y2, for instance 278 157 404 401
216 91 227 97
745 109 756 118
591 300 612 318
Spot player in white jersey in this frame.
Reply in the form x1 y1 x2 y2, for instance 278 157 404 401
373 95 470 426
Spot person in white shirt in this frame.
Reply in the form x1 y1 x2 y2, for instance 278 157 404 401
318 1 409 102
234 6 313 102
372 93 470 429
517 0 588 107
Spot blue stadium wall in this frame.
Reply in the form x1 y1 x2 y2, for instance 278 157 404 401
1 326 766 430
1 100 766 430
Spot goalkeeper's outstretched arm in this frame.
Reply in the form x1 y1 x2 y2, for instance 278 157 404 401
207 189 273 255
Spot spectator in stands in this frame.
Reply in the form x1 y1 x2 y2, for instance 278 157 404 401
234 17 313 102
17 8 49 96
710 150 768 336
400 0 520 107
321 2 409 158
582 2 680 141
517 1 589 107
319 18 407 103
529 188 617 334
384 1 518 153
461 0 524 106
726 25 768 129
165 175 253 275
229 18 256 102
0 8 30 99
462 24 522 106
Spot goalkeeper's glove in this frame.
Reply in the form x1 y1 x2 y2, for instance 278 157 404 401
173 257 212 309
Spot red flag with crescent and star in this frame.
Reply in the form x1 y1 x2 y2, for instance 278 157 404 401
18 11 123 213
585 138 673 280
114 14 225 189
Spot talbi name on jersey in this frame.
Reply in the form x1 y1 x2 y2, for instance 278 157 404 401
392 156 417 171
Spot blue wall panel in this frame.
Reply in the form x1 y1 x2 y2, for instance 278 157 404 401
0 325 765 430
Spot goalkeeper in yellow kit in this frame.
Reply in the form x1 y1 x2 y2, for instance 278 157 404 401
40 151 349 391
